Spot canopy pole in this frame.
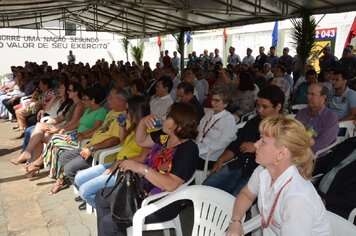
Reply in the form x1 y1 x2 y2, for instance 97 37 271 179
179 28 185 76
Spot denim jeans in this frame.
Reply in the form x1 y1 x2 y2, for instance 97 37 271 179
202 164 249 197
75 162 115 208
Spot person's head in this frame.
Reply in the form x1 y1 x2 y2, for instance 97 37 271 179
107 87 128 112
38 77 52 92
210 85 233 113
196 69 205 80
82 86 106 107
238 72 255 91
58 78 70 99
331 69 347 91
307 82 328 111
130 79 146 96
113 71 130 89
173 51 177 57
163 102 198 140
259 46 265 55
69 50 73 55
324 68 334 82
177 82 194 103
184 68 196 83
282 47 289 56
256 85 285 119
252 63 262 76
203 49 209 56
246 48 252 56
229 47 235 54
155 76 173 97
305 69 318 84
214 48 219 56
68 82 83 99
274 65 286 78
269 46 276 56
263 63 271 74
127 95 150 133
164 50 169 56
342 47 352 58
255 115 315 179
32 87 41 99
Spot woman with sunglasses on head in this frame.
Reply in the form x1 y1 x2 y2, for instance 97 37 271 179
72 95 151 209
11 81 82 166
95 102 199 236
227 115 332 236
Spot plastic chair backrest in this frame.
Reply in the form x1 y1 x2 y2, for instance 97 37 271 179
291 104 308 114
328 211 356 235
131 185 236 236
338 120 355 140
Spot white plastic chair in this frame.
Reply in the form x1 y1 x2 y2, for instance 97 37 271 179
126 172 196 236
129 185 237 236
315 139 339 159
348 208 356 224
338 120 355 140
243 211 356 235
291 104 308 114
240 111 255 123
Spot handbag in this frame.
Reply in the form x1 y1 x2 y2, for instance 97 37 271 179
100 163 147 224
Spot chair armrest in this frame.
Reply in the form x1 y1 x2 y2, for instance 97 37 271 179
93 145 121 165
242 215 262 234
141 191 171 207
348 208 356 223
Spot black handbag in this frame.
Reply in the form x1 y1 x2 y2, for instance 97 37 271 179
100 164 147 224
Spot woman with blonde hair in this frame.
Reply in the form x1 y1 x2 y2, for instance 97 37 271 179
227 115 332 236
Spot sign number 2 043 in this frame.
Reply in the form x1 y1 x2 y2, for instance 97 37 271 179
315 28 337 39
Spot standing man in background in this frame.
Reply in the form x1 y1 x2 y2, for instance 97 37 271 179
67 50 76 65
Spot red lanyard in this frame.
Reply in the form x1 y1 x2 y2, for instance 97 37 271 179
200 116 221 143
261 177 293 228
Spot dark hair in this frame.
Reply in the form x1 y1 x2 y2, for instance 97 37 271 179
131 79 146 95
306 69 317 77
333 69 347 80
70 82 83 99
82 86 106 104
276 64 286 73
39 77 52 89
169 102 198 140
57 78 73 115
126 95 150 135
257 85 285 111
252 63 262 71
238 72 255 91
177 82 194 94
157 76 173 93
211 85 233 106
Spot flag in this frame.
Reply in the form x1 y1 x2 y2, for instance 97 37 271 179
186 31 192 44
345 17 356 47
223 28 228 42
272 20 278 47
157 36 161 47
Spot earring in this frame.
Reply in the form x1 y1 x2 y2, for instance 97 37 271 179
273 158 280 166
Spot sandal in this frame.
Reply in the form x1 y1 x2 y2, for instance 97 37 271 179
10 157 29 165
25 164 40 179
48 180 64 195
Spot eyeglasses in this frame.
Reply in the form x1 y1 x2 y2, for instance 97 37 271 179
68 89 74 92
211 98 222 103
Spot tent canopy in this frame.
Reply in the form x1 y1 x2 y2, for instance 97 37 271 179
1 0 356 38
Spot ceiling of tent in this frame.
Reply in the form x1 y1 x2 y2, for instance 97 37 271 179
1 0 356 38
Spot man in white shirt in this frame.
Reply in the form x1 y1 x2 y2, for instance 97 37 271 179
150 76 174 118
184 68 206 103
242 48 255 65
212 48 223 65
227 46 241 66
171 51 180 73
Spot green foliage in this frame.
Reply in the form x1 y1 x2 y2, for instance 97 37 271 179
172 32 185 55
290 11 317 72
130 43 144 63
121 38 130 62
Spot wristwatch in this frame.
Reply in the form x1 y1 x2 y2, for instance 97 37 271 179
89 146 96 153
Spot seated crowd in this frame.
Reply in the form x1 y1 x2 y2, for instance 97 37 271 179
2 44 356 235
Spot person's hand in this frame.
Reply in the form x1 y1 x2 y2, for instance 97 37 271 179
64 135 72 142
239 142 256 153
210 159 224 173
226 222 244 236
80 147 91 160
103 164 117 175
37 110 44 121
6 97 15 104
142 115 159 129
58 129 65 134
119 159 144 174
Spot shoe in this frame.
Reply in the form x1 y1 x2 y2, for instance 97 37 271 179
78 202 86 211
25 164 41 178
48 180 64 195
75 196 84 202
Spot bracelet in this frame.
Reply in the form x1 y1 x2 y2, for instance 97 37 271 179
229 219 242 225
142 166 149 176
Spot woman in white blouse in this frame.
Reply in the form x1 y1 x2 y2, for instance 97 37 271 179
196 85 237 171
227 115 332 236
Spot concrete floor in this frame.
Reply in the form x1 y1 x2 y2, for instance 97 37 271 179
0 119 193 236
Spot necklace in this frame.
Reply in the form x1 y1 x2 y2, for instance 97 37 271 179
200 116 221 143
261 177 293 228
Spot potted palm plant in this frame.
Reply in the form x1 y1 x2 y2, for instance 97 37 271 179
121 38 130 62
131 43 144 63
